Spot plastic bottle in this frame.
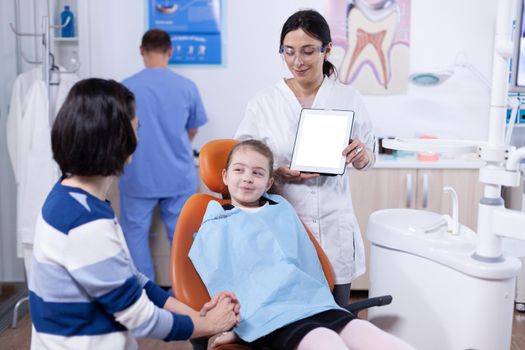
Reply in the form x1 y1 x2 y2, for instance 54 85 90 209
61 5 75 38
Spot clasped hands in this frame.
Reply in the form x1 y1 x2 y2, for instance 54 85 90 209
199 291 241 336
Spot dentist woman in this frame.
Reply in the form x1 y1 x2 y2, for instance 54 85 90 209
235 9 376 306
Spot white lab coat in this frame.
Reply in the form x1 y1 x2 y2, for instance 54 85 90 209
6 68 62 275
235 77 375 284
50 67 80 120
6 68 41 183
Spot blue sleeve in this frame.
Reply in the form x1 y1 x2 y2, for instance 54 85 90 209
186 82 208 129
163 314 194 341
65 219 194 342
143 280 170 308
132 270 193 341
133 266 170 308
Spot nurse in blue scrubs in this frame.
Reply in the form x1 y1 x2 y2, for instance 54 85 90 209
120 29 208 281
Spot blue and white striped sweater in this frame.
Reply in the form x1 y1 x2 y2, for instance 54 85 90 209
29 181 193 349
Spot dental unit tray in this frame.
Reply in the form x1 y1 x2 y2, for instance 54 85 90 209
382 138 483 156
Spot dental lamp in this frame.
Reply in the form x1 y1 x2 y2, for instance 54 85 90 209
384 0 525 260
383 0 524 333
374 3 524 347
409 52 492 88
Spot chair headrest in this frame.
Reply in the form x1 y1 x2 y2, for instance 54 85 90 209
199 139 239 195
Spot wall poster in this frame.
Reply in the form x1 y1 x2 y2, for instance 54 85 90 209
148 0 222 64
326 0 411 95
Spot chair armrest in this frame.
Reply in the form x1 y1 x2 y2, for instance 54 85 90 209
344 295 393 316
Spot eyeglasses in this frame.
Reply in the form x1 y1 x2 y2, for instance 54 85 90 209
279 45 326 63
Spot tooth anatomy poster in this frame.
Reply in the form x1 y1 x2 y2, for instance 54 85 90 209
148 0 222 65
326 0 411 95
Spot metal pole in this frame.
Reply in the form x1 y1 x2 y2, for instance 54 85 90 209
33 0 39 67
13 0 22 74
42 16 50 89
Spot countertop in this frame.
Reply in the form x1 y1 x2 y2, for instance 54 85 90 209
373 154 485 169
195 154 486 170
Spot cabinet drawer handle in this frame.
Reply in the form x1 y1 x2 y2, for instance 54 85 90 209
405 173 412 208
422 174 429 208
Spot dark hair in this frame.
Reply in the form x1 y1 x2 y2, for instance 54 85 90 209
52 78 137 177
280 10 336 78
141 29 172 53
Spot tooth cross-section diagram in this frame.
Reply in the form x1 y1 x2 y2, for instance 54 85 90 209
339 6 400 89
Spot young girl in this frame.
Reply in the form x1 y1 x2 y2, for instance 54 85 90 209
29 78 239 350
189 140 414 350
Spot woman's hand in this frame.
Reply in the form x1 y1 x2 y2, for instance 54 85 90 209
204 297 239 332
211 330 239 349
343 139 369 169
164 292 240 339
190 296 239 338
200 292 241 320
275 166 320 183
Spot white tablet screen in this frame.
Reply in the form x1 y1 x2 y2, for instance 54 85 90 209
290 109 355 175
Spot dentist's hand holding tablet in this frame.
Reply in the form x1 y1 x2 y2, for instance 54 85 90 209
343 138 370 169
278 136 370 182
275 167 320 183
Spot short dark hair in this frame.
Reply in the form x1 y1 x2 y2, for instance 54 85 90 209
52 78 137 177
141 29 172 53
280 10 336 78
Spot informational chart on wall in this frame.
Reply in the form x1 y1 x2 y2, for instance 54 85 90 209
326 0 411 95
148 0 222 64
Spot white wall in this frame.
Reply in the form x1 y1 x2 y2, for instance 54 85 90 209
79 0 500 149
1 0 28 281
366 0 498 141
1 0 81 282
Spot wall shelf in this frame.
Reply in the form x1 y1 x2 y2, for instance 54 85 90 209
53 37 78 42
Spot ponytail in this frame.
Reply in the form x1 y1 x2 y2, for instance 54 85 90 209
323 60 337 78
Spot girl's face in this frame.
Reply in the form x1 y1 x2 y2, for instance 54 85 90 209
222 147 274 208
281 28 331 85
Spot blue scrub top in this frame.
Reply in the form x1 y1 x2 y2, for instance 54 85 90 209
120 68 207 197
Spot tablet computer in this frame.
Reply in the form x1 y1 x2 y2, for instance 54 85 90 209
290 108 355 175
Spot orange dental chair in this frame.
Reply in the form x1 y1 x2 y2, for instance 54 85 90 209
170 139 392 350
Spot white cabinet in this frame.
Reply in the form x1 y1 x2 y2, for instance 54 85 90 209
349 167 484 290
